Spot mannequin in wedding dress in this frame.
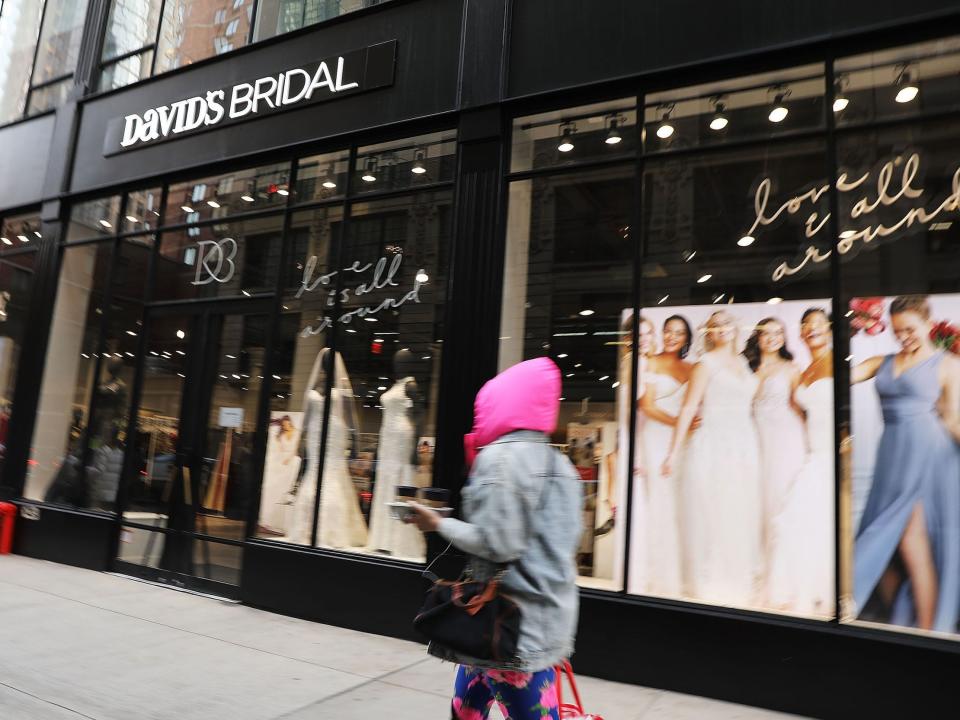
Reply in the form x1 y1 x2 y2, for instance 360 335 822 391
289 348 368 549
367 350 426 559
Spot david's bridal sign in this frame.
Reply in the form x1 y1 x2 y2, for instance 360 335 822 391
102 40 397 156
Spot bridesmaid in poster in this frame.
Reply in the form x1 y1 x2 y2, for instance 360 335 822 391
852 295 960 632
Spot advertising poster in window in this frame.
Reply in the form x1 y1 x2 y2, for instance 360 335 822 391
848 294 960 637
626 299 835 619
257 411 303 538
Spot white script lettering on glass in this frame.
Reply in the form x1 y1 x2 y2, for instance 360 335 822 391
192 238 238 285
742 153 960 281
120 57 359 149
296 253 425 337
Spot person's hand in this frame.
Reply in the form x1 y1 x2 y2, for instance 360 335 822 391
405 501 442 533
661 452 676 478
690 415 702 432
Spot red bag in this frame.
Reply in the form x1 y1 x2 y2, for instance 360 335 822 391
555 660 604 720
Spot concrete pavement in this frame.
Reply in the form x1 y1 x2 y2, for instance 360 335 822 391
0 555 805 719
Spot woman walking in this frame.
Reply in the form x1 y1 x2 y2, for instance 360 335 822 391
408 357 582 720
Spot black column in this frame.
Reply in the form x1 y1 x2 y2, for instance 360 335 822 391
432 108 509 526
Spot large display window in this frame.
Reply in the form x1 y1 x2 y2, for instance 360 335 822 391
502 36 960 636
254 131 455 566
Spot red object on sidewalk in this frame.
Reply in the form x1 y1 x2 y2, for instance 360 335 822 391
0 502 15 554
555 660 604 719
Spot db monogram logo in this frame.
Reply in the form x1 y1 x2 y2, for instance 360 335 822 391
192 238 238 285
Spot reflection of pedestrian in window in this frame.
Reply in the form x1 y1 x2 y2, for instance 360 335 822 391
852 295 960 632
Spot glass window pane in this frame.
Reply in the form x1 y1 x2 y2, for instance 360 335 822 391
257 207 339 543
500 165 635 590
0 251 37 483
511 98 637 174
25 242 114 509
315 191 452 560
354 130 457 195
0 0 45 125
124 313 187 526
643 65 825 154
26 77 72 116
635 138 834 618
31 0 92 85
294 149 350 204
102 0 162 61
0 212 43 253
67 196 123 241
155 0 251 75
254 0 390 42
99 50 153 92
123 187 162 231
154 215 283 301
163 164 290 226
836 36 960 127
838 118 960 639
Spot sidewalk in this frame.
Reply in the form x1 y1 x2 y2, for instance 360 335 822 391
0 555 805 720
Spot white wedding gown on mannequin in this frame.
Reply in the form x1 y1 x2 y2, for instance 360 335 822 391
367 378 425 560
290 387 368 549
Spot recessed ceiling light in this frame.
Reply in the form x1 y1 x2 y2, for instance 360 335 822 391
697 274 712 283
276 188 289 196
99 219 112 228
767 297 783 305
240 194 255 202
738 235 755 247
207 200 220 208
579 309 595 316
0 237 11 245
126 215 138 223
181 205 194 213
322 179 337 189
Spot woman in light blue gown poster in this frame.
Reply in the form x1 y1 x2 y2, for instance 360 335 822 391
851 295 960 633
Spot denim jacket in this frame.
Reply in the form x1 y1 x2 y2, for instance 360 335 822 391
431 430 582 671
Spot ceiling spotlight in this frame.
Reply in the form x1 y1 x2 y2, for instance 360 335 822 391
709 96 728 131
895 64 919 103
240 194 254 202
768 86 790 123
33 231 41 238
658 294 669 304
683 250 697 262
276 187 289 196
411 148 427 174
767 297 783 305
176 330 185 339
557 122 576 153
415 270 429 283
322 178 337 189
833 76 849 112
656 103 675 139
98 219 112 228
697 274 712 283
362 156 378 182
0 237 11 246
126 215 138 223
605 114 623 145
181 205 194 213
737 235 755 247
17 234 28 243
579 309 595 316
207 199 221 208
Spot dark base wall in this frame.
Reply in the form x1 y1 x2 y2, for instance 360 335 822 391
11 502 113 571
12 513 960 719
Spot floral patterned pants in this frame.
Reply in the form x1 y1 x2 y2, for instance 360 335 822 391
452 665 560 720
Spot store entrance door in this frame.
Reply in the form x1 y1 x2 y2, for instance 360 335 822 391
113 301 272 598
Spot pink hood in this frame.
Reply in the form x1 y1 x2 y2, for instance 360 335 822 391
464 357 561 467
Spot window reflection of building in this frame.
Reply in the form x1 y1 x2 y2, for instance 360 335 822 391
156 0 251 74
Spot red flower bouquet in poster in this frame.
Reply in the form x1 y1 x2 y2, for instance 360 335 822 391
930 320 960 355
849 297 886 336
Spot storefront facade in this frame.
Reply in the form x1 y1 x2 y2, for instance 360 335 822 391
3 1 960 716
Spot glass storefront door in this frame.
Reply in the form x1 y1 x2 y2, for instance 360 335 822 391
114 301 271 597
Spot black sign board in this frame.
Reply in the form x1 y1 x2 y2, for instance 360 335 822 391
103 40 397 156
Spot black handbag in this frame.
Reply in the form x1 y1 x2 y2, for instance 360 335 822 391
413 444 557 661
413 567 521 661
